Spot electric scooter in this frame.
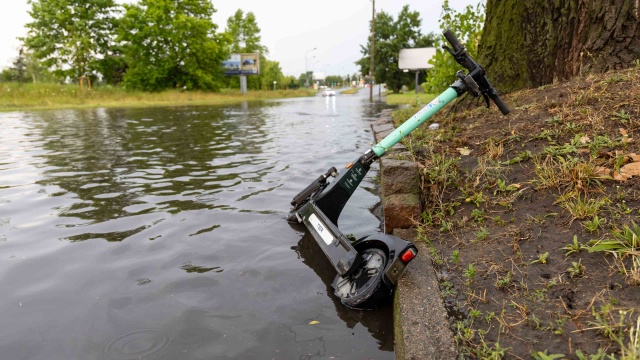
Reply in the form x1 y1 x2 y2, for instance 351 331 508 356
288 30 511 310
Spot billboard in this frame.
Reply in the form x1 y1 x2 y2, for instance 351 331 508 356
223 53 260 75
398 47 436 70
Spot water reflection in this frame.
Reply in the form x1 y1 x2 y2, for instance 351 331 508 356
291 227 394 352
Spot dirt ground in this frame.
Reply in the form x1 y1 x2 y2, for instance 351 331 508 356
394 67 640 359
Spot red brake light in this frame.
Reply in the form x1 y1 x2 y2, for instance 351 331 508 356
400 248 416 263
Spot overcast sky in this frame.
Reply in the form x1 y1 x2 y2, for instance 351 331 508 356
0 0 483 77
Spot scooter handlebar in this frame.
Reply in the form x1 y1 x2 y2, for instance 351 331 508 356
443 29 464 54
443 30 511 115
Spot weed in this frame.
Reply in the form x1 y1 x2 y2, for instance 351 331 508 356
485 138 504 160
476 341 509 360
440 219 454 233
465 191 486 207
545 115 563 124
474 227 489 241
502 150 532 165
531 350 565 359
495 271 512 289
562 235 588 256
575 348 610 360
588 221 640 256
485 311 496 324
531 252 549 264
614 109 631 123
558 193 609 222
583 215 605 233
534 155 603 192
464 263 477 283
492 215 506 226
469 309 482 319
531 350 565 360
493 178 520 195
451 249 460 266
567 259 586 278
471 209 485 223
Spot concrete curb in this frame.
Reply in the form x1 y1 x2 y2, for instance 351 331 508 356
371 109 458 360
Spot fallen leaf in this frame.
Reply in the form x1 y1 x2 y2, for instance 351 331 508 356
619 162 640 178
579 135 591 144
630 153 640 162
619 128 628 136
309 320 320 325
613 171 630 181
457 147 472 156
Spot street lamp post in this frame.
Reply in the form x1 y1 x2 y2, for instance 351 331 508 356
273 81 277 91
305 47 317 87
369 0 375 102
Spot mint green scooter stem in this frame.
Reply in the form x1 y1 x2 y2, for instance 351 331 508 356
371 87 459 157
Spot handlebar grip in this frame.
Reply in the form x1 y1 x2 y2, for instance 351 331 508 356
488 89 511 115
443 29 464 53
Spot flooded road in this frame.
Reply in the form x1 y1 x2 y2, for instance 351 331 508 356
0 89 398 359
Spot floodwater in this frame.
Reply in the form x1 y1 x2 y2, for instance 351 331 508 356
0 89 397 359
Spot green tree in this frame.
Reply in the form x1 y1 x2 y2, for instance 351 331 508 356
22 0 119 80
119 0 230 91
424 0 485 94
356 5 436 93
260 59 285 90
225 10 268 55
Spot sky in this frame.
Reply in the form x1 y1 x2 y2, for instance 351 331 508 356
0 0 482 77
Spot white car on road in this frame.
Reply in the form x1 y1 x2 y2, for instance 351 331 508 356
322 88 336 97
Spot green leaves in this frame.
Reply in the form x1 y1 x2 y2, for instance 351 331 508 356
23 0 120 80
424 1 485 94
118 0 230 91
356 5 437 93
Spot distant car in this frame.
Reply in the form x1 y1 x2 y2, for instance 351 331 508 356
322 88 336 97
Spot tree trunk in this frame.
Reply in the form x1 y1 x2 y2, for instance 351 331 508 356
478 0 640 92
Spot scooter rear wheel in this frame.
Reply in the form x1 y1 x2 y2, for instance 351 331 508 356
332 247 392 310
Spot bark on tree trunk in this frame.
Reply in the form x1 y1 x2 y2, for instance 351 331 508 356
478 0 640 92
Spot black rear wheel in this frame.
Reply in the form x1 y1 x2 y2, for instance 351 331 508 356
332 247 392 310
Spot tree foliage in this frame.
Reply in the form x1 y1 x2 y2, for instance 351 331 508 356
423 0 485 94
356 5 436 93
118 0 230 91
225 10 268 55
22 0 119 80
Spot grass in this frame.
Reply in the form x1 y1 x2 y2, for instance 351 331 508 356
0 82 317 111
385 92 436 105
339 87 359 95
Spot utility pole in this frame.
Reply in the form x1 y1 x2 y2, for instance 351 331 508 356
369 0 375 102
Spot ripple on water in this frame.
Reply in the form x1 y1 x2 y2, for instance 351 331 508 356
103 328 170 360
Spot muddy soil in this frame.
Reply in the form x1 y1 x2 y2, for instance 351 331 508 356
397 67 640 359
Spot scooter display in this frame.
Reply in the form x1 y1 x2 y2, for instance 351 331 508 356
288 30 511 310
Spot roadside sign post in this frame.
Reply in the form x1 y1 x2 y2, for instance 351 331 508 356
223 52 260 94
398 47 435 94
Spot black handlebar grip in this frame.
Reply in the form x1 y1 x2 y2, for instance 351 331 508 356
291 179 323 207
443 29 464 53
290 167 337 207
487 88 511 115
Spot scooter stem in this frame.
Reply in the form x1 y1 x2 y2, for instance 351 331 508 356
370 87 459 158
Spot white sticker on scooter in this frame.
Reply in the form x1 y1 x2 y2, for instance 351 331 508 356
308 214 334 245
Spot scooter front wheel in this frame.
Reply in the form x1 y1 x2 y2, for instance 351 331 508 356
332 247 392 310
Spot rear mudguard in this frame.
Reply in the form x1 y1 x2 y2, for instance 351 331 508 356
345 234 418 289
